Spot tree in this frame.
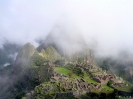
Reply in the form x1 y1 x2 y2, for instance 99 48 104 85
107 80 113 87
68 72 73 77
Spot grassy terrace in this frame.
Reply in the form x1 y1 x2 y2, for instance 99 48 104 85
55 67 115 94
55 67 80 78
114 86 133 93
90 85 114 94
55 67 98 84
83 71 98 84
102 85 114 91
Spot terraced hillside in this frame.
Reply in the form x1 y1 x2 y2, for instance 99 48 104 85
0 43 133 99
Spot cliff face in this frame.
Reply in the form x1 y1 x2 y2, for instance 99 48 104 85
13 43 36 74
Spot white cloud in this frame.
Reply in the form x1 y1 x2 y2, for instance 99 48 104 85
0 36 6 49
3 63 10 67
0 0 133 56
0 0 64 47
8 52 18 61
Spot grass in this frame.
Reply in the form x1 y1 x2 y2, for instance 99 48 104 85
84 77 98 84
83 71 98 84
55 67 99 84
102 85 114 91
55 67 80 78
114 86 133 93
90 85 114 94
55 67 98 84
91 85 114 95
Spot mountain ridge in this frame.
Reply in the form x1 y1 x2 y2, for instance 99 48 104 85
0 41 133 99
0 31 133 99
11 42 132 99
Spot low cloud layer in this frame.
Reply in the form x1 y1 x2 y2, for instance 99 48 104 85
0 36 6 49
0 0 133 57
3 63 10 67
8 52 18 61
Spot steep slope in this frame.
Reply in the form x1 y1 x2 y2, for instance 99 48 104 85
39 46 61 61
13 43 36 74
1 22 132 98
1 41 132 99
23 56 133 99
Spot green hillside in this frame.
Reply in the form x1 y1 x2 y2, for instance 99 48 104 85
0 43 133 99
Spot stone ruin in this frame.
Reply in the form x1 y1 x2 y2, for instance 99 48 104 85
50 72 68 82
49 72 105 96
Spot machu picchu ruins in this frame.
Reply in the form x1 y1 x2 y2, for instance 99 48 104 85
17 45 132 99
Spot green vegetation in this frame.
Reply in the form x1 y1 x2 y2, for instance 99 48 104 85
55 67 80 78
30 52 45 66
64 64 84 77
0 62 53 99
107 80 113 86
55 67 98 84
102 85 114 91
55 67 72 75
1 43 133 99
115 86 133 93
83 71 98 84
40 46 61 61
84 77 98 84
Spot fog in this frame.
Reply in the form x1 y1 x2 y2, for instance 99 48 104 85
1 1 133 98
0 0 133 57
8 52 18 61
3 63 10 67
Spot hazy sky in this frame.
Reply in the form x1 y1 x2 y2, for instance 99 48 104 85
0 0 133 56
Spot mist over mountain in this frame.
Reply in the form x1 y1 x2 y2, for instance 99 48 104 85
13 43 36 74
0 0 133 99
37 19 87 56
0 0 133 58
0 40 21 69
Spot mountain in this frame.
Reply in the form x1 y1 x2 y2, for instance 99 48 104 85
23 45 133 99
37 22 87 56
0 25 133 98
39 46 61 61
0 41 133 99
13 43 36 74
